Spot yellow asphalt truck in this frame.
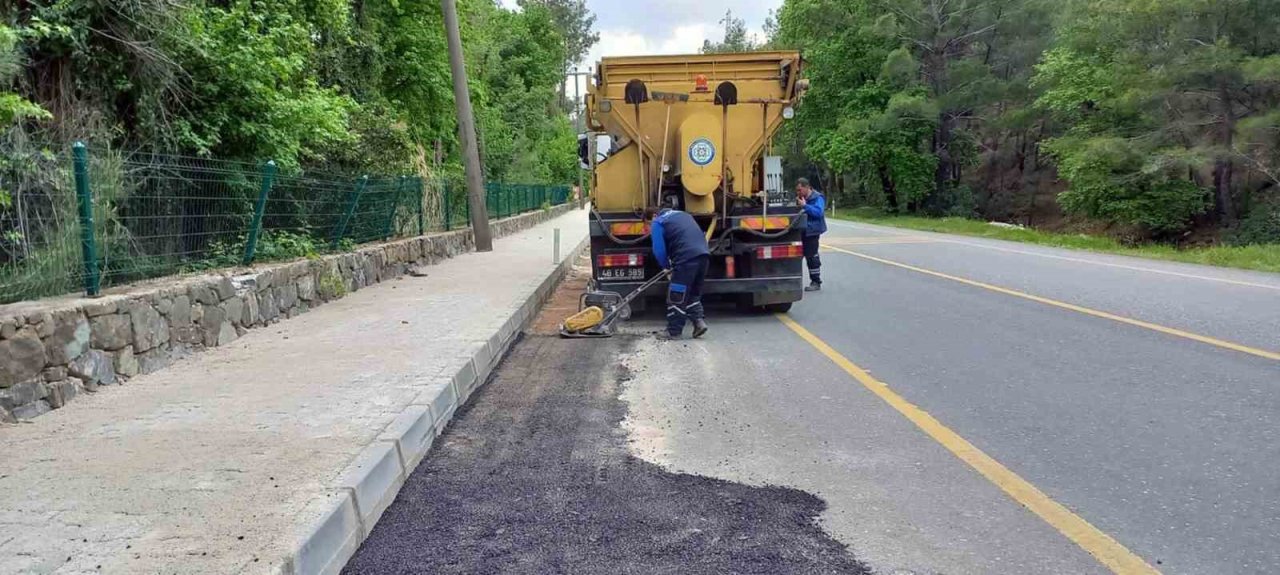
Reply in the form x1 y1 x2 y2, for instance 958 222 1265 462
582 51 808 312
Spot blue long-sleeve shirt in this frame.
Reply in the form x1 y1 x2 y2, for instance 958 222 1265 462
802 191 828 236
651 209 709 268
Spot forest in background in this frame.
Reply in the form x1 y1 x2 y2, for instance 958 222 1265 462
734 0 1280 246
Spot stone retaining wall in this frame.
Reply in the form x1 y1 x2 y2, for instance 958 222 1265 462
0 204 577 422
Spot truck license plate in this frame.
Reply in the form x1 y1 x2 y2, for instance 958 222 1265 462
599 267 645 281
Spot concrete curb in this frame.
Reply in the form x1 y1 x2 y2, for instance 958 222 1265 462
273 235 588 575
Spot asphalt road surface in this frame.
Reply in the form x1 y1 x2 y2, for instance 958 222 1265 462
349 222 1280 575
344 334 868 575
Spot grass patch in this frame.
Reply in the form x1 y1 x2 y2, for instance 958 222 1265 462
833 208 1280 274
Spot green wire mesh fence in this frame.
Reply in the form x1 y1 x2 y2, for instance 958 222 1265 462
0 144 572 304
437 182 572 231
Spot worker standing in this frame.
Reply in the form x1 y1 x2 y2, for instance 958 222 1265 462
796 178 827 291
644 207 710 340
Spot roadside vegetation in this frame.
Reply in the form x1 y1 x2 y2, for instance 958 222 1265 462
753 0 1280 254
1 1 597 301
834 208 1280 273
1 1 595 181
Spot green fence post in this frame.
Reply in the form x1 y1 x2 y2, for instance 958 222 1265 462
71 142 101 297
417 178 426 236
242 160 277 266
442 181 451 232
384 176 406 239
332 175 368 250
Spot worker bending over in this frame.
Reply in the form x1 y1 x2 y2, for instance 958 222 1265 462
796 178 828 291
645 207 710 340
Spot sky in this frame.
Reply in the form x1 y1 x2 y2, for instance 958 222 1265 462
499 0 782 67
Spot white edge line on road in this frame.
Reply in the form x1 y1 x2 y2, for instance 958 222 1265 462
827 220 1280 292
822 244 1280 362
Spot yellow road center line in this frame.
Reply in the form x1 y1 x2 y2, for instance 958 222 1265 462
822 244 1280 362
775 314 1161 575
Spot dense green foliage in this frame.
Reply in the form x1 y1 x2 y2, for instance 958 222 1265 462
1 0 586 182
771 0 1280 244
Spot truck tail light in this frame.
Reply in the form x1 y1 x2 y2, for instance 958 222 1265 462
739 216 791 231
609 221 650 236
597 253 645 268
725 255 737 278
755 242 804 260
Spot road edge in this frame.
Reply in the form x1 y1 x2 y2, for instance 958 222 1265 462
269 235 589 575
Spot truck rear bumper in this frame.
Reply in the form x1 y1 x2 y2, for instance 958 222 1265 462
595 276 803 306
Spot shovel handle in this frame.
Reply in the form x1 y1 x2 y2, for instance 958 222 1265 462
619 269 671 308
600 269 672 325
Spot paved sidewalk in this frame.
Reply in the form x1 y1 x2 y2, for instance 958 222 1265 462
0 210 588 574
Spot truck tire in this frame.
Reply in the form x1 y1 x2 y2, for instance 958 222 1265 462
760 302 793 314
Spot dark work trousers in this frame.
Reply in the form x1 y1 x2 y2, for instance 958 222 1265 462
666 255 709 335
803 234 822 285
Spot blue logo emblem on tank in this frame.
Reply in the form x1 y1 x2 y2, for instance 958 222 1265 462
688 138 716 167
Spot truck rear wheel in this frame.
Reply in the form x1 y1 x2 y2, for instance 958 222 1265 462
761 302 793 314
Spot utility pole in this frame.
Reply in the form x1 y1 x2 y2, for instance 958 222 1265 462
568 67 592 209
441 0 492 251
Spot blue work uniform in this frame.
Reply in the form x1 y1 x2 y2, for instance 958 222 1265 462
651 209 710 336
800 190 827 285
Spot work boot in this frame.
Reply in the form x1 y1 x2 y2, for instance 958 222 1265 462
656 331 681 341
805 282 822 292
692 319 709 339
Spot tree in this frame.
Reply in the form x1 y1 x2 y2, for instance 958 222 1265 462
470 2 577 182
0 26 48 127
772 0 942 212
1035 0 1280 232
0 0 580 182
702 10 757 54
769 0 1280 241
773 0 1057 217
517 0 598 66
872 0 1059 213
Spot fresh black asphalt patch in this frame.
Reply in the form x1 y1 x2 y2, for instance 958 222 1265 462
344 334 868 575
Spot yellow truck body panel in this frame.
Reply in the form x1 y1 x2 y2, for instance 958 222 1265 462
586 51 804 215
